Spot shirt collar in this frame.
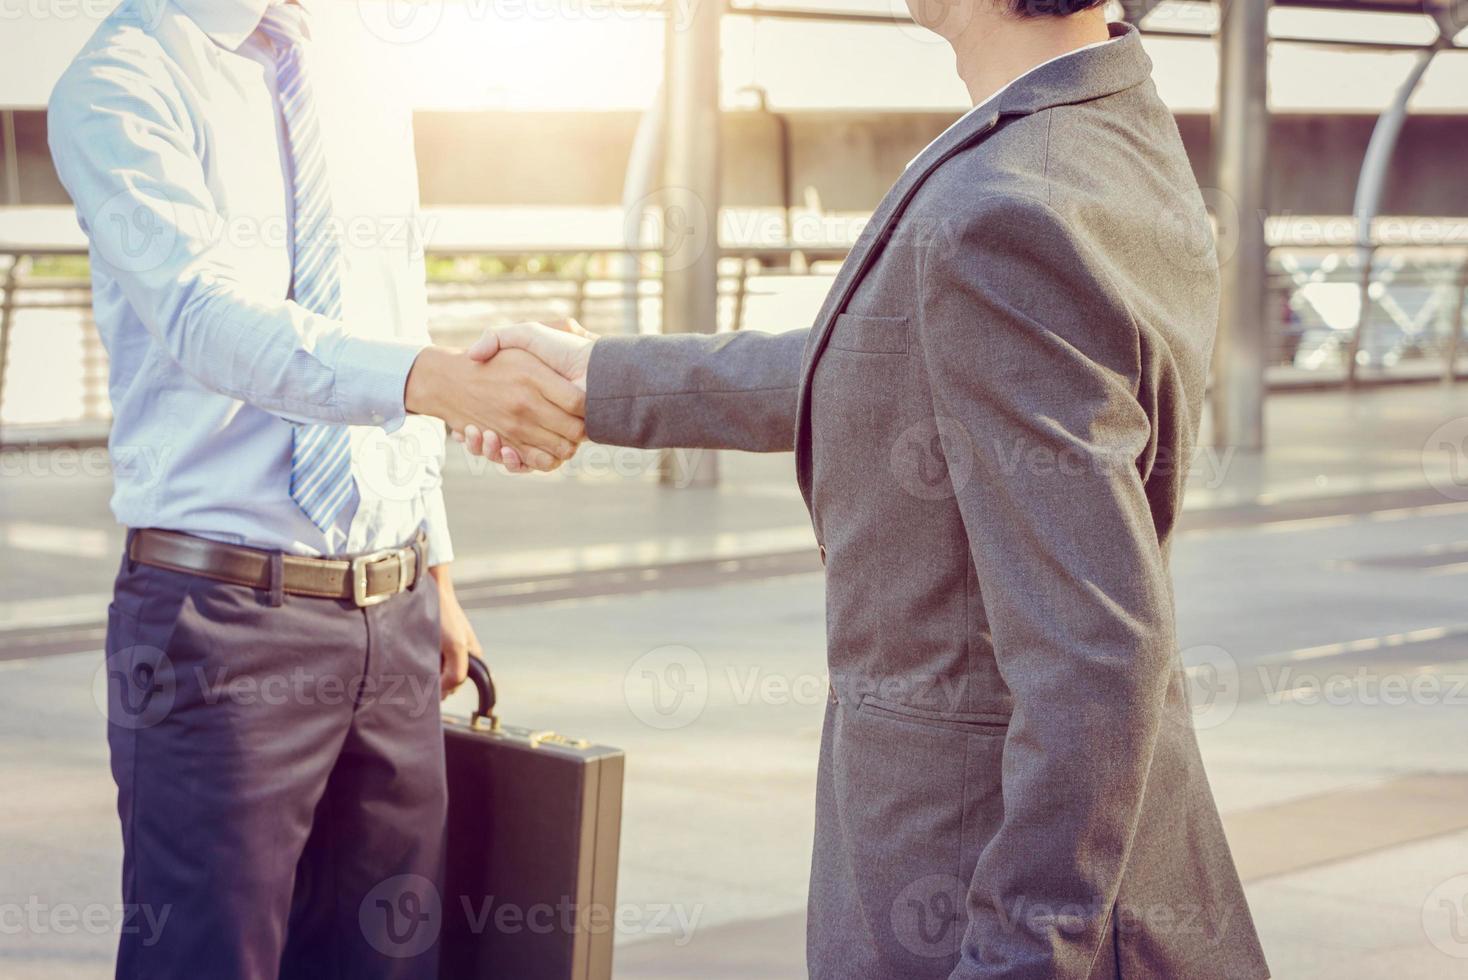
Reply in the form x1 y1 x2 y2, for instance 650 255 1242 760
996 21 1147 116
906 30 1123 170
171 0 313 50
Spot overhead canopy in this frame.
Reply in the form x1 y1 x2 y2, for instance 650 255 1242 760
1276 0 1452 13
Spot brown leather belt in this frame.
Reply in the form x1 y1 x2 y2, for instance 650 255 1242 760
129 528 422 607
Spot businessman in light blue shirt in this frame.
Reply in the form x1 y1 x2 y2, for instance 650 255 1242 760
48 0 586 976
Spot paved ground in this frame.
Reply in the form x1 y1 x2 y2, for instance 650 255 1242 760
3 383 1468 977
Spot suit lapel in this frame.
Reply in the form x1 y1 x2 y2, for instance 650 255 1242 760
791 22 1153 507
793 101 1004 504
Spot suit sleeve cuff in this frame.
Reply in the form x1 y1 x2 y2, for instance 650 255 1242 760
584 333 657 445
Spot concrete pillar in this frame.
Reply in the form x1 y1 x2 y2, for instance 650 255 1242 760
1211 0 1270 452
1445 270 1467 385
2 111 20 206
660 0 721 488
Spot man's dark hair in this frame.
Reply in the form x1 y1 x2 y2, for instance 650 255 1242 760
1007 0 1108 16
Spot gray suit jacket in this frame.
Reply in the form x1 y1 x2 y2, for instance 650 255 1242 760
585 24 1268 980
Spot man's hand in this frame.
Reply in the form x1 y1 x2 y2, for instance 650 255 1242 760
459 321 597 473
468 320 594 387
430 564 482 701
405 345 585 472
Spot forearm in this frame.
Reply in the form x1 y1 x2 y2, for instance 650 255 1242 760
154 275 422 426
585 329 806 452
951 601 1173 978
947 414 1173 978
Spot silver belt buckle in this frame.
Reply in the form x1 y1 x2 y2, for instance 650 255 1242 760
351 547 408 607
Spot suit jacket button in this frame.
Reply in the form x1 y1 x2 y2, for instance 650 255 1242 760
818 544 827 566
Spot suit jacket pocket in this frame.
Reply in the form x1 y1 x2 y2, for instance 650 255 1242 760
829 314 910 354
859 695 1009 736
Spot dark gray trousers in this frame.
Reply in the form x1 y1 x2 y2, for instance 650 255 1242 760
103 539 447 980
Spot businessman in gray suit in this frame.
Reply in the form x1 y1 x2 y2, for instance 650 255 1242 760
458 3 1268 978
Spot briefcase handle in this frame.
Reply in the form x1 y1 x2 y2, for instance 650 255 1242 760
465 655 498 728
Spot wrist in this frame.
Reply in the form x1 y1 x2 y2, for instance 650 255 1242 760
405 346 461 419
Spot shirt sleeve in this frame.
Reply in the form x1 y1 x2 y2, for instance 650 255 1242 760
47 44 422 429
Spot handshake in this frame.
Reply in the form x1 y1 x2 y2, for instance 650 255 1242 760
404 320 597 472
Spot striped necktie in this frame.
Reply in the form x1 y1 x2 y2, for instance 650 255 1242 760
258 3 358 539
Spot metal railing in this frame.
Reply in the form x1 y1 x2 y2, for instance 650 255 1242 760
0 244 851 437
1267 245 1468 385
1 242 1465 436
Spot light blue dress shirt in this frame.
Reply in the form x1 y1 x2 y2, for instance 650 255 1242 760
47 0 453 564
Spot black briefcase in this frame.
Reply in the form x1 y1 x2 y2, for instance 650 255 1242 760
440 657 625 980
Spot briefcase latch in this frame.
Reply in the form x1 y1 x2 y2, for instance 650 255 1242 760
528 730 591 750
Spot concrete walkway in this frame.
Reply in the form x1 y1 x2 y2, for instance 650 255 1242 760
5 504 1468 978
